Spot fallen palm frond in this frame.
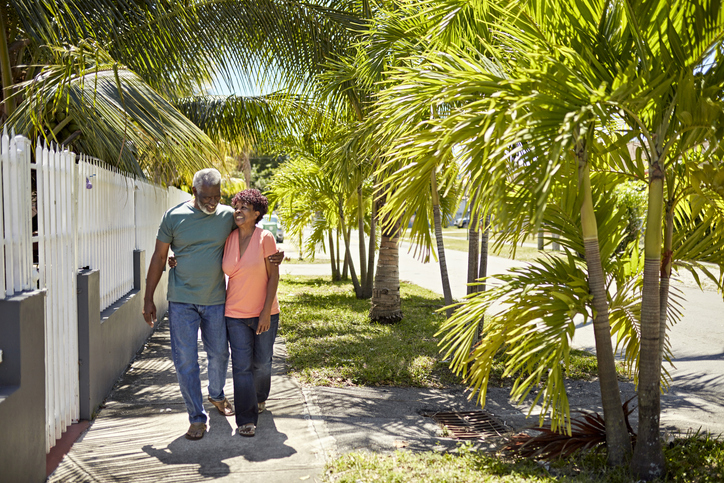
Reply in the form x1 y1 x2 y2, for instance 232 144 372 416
503 397 637 460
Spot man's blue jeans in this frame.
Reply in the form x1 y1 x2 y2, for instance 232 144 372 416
226 314 279 427
168 302 229 424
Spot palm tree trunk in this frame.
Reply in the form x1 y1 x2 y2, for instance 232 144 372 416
357 185 368 290
340 223 349 279
329 230 340 281
577 145 632 466
431 171 454 317
336 229 342 279
631 158 666 479
467 188 480 296
343 226 351 279
344 243 361 295
340 199 362 297
538 228 545 250
238 152 252 189
370 198 402 323
0 5 16 117
363 194 376 298
658 199 675 364
478 213 490 338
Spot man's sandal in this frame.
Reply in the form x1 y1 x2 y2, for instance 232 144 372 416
258 402 266 414
208 397 235 416
185 422 206 441
238 423 256 437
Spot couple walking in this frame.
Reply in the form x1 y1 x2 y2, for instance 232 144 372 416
142 168 283 440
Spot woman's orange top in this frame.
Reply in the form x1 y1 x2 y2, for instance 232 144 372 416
222 227 280 318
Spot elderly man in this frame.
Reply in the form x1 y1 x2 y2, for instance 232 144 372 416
142 168 283 441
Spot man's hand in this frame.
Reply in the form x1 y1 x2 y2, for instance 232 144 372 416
267 250 285 265
172 252 278 267
144 239 170 326
143 299 157 327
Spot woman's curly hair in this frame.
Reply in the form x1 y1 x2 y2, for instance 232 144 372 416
231 189 268 223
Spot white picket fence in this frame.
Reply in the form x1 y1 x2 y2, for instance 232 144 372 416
34 138 80 450
77 158 136 311
135 179 167 257
0 132 33 298
1 131 191 452
168 185 190 208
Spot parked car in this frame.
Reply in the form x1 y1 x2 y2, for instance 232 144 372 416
258 213 284 243
455 213 470 228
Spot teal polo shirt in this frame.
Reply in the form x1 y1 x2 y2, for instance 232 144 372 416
156 201 236 305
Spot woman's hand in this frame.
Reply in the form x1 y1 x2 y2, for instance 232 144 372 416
257 311 271 335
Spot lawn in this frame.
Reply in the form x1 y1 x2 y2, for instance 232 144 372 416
279 256 330 264
326 434 724 482
413 228 564 263
277 276 456 387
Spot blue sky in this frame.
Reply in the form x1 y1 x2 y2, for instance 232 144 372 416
205 64 277 97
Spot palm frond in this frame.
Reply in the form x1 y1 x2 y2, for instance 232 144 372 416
7 41 217 181
438 252 592 433
11 0 361 96
173 93 321 153
503 397 637 460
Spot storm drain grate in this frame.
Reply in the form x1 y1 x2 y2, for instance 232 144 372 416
431 410 508 439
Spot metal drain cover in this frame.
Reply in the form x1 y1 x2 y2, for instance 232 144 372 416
431 410 508 439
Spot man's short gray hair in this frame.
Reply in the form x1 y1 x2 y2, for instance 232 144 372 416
192 168 222 190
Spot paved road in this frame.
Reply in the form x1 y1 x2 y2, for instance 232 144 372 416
279 232 724 436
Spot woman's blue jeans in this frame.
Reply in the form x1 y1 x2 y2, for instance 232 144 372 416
226 314 279 427
168 302 229 424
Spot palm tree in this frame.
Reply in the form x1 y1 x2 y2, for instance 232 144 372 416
431 166 456 316
266 150 349 279
315 48 389 300
366 93 463 306
608 2 724 475
6 40 218 178
2 0 358 181
437 172 643 425
368 0 724 474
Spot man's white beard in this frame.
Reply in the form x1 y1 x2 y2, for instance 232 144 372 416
199 204 217 215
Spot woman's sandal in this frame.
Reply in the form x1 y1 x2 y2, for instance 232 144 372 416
238 423 256 437
257 402 266 414
208 396 235 416
185 422 206 441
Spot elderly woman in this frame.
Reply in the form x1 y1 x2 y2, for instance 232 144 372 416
223 189 280 437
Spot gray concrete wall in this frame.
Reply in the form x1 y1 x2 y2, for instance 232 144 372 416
0 290 47 483
77 249 168 420
0 247 169 480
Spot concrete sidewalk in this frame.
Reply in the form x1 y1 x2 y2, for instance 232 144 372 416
48 317 329 483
